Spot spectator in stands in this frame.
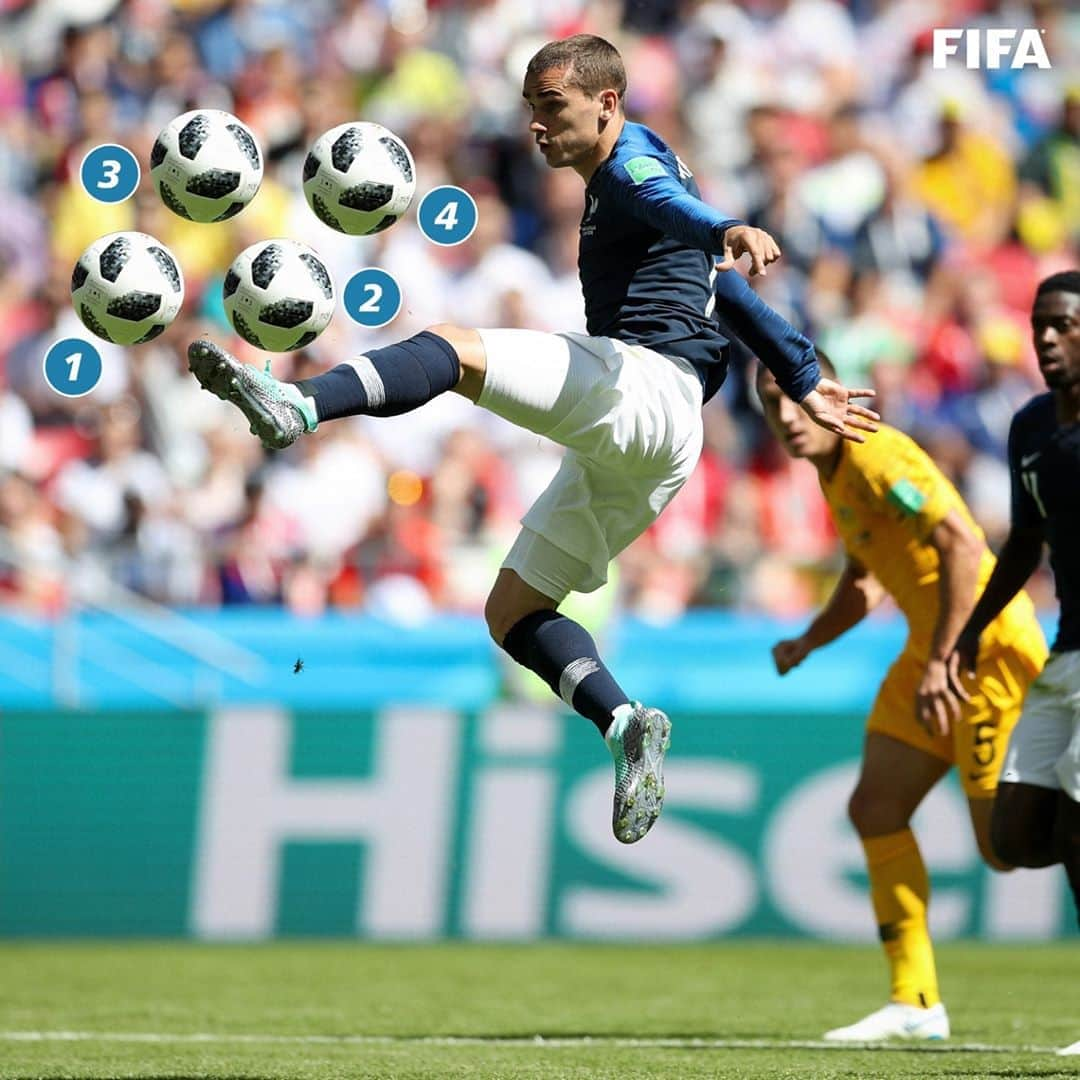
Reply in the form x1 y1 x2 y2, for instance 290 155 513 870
0 0 1070 621
912 100 1018 250
1019 88 1080 247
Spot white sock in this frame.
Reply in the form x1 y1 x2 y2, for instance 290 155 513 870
605 702 636 742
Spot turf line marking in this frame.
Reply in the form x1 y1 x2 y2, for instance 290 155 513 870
0 1031 1062 1054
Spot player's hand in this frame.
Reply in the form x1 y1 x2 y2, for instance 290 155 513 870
772 636 812 676
945 629 979 705
717 225 781 277
799 378 880 444
916 658 964 737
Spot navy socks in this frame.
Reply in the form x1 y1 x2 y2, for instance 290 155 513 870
501 610 630 736
294 330 460 421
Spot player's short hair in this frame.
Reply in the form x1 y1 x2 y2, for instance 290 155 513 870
1035 270 1080 300
526 35 627 103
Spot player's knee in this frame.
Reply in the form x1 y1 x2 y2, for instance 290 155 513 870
846 794 872 833
980 842 1013 873
426 323 475 359
425 323 485 394
990 810 1026 868
846 787 873 834
425 322 466 344
990 834 1023 870
484 594 513 647
847 786 907 837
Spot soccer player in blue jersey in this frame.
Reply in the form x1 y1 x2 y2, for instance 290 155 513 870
188 34 877 844
951 272 1080 1056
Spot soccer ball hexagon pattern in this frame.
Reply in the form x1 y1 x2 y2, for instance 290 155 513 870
302 122 416 235
151 109 263 223
71 231 185 345
223 239 335 352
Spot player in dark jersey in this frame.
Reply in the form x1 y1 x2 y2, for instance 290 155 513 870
950 271 1080 1055
187 34 877 845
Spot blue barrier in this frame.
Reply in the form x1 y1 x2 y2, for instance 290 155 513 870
0 608 1003 711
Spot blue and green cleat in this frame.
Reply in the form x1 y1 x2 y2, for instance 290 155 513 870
187 339 318 450
605 703 671 844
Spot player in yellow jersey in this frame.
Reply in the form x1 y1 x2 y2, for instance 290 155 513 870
757 352 1048 1042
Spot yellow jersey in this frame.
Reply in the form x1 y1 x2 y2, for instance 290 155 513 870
819 424 1037 659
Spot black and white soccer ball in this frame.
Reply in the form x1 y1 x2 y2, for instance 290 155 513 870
302 121 416 236
223 239 335 352
71 231 184 345
150 109 263 223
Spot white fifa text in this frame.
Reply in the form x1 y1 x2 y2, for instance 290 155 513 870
932 28 1050 70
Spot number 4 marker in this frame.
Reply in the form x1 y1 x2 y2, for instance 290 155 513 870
418 186 478 246
434 201 459 230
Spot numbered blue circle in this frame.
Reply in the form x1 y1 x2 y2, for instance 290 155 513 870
43 337 104 398
344 267 403 328
417 186 478 247
80 143 140 204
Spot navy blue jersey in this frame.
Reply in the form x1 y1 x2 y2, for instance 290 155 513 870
580 120 820 405
712 269 820 402
1009 393 1080 652
579 122 738 403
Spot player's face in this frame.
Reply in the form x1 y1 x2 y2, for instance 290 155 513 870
757 369 837 459
1032 291 1080 390
522 66 606 170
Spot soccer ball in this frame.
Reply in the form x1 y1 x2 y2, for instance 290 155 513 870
302 121 416 235
222 239 335 352
71 231 184 345
150 109 263 223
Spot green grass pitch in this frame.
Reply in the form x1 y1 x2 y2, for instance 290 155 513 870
0 941 1076 1078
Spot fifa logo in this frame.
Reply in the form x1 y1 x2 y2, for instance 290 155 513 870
932 28 1051 69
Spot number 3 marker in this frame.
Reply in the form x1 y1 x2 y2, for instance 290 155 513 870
80 144 140 204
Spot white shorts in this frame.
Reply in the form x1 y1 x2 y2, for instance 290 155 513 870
1000 650 1080 801
475 329 705 601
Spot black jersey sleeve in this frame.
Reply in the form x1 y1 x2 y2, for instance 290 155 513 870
1008 407 1044 529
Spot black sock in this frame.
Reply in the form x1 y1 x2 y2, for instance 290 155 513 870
501 610 630 736
294 330 459 421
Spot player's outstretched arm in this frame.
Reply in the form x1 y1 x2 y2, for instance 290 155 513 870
918 511 986 736
798 378 880 444
772 558 884 675
714 269 819 402
716 225 781 278
715 270 876 438
948 408 1049 696
606 163 781 273
948 523 1044 691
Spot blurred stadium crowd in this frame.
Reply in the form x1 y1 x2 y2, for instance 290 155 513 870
0 0 1076 622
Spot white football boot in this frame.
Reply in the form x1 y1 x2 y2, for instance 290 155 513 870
605 703 671 844
188 339 317 450
1058 1039 1080 1056
823 1001 950 1042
